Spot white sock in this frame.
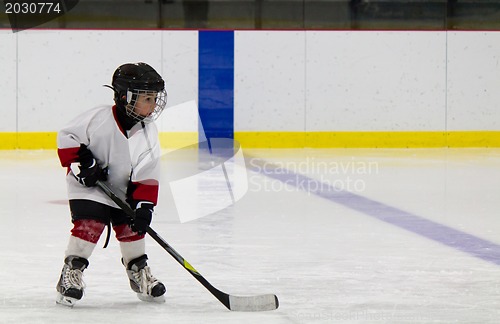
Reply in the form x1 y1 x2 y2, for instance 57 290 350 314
65 235 96 260
120 239 146 266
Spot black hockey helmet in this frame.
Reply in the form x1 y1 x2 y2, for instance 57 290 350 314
107 62 167 123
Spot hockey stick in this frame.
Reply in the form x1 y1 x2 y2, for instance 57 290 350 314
95 180 279 312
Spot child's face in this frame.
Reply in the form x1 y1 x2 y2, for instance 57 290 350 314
133 92 157 117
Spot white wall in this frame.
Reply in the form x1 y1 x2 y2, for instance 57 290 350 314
0 31 17 132
447 32 500 131
235 31 306 131
0 29 198 133
304 31 447 131
1 29 500 133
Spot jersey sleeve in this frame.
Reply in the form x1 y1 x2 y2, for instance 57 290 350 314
57 113 92 167
57 107 108 167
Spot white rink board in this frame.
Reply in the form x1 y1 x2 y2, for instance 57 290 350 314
446 31 500 131
234 31 306 131
159 30 198 110
16 30 162 131
12 30 198 133
0 30 17 132
304 31 447 131
2 30 500 133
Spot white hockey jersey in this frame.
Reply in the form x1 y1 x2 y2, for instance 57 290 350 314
57 105 161 208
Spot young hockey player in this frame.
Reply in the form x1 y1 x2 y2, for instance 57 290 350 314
55 62 167 307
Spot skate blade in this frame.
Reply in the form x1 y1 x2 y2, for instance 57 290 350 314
56 293 78 307
137 293 165 303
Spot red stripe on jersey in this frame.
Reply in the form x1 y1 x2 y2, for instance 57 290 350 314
58 146 80 167
113 224 145 242
131 180 159 205
70 219 106 244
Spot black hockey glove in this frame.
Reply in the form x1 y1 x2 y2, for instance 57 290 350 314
74 144 108 187
131 202 154 235
75 158 108 187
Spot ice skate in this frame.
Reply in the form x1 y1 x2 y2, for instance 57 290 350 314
124 254 166 303
56 256 88 307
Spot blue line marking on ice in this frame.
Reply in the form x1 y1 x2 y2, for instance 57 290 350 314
248 158 500 266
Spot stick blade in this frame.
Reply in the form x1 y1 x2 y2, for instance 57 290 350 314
228 294 279 312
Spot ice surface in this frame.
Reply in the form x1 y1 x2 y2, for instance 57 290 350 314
1 148 500 323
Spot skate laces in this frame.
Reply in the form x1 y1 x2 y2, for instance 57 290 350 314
64 266 86 290
135 266 159 295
